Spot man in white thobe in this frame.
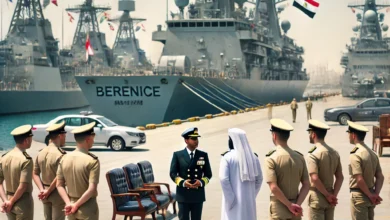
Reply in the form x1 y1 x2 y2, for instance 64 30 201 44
219 128 263 220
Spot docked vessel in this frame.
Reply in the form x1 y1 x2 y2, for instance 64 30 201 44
341 0 390 97
0 0 89 115
75 0 309 127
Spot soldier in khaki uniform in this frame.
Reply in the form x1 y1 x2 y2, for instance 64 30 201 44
346 121 384 220
33 121 67 220
306 120 344 220
265 119 310 220
306 98 313 120
290 98 298 123
56 122 100 220
0 125 34 219
267 103 273 119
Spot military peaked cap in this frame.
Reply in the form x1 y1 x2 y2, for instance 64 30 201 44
11 125 33 137
46 121 66 135
270 118 294 132
346 120 369 133
71 122 96 136
307 119 330 131
181 127 201 138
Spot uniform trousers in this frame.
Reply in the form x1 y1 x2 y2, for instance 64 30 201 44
292 110 297 122
6 192 33 220
178 202 203 220
269 198 301 220
67 197 98 220
42 188 65 220
306 108 312 120
308 189 335 220
350 191 375 220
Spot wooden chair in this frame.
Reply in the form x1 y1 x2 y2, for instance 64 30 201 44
106 168 157 220
373 114 390 156
123 163 171 220
137 160 177 214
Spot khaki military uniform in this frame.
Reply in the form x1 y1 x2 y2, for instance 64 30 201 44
34 143 67 220
290 101 298 123
267 103 273 119
57 149 100 220
306 143 342 220
306 101 313 120
265 146 309 220
349 143 381 220
0 148 34 220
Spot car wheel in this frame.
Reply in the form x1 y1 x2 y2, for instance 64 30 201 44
338 113 351 125
109 137 125 151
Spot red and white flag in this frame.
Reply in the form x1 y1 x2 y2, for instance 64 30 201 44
51 0 58 6
85 34 94 61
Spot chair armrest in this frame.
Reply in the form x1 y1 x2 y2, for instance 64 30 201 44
144 183 171 196
111 193 143 210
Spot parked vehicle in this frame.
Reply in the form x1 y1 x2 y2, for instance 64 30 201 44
324 98 390 125
32 111 146 151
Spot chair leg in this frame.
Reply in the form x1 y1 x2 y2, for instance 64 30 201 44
141 216 145 220
130 217 133 220
151 212 157 220
173 201 177 214
123 216 127 220
161 208 166 220
112 213 116 220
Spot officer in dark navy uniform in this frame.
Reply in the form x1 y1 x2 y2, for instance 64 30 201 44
169 127 212 220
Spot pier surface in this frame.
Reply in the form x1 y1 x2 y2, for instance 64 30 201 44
3 95 390 219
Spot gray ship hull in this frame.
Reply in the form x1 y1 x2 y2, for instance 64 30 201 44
0 90 89 115
76 75 308 126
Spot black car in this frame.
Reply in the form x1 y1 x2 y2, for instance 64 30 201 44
324 98 390 125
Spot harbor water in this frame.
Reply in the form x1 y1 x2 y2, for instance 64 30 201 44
0 106 91 150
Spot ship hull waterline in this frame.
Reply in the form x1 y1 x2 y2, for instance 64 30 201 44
75 76 308 127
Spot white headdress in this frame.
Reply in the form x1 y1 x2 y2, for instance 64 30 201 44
228 128 260 182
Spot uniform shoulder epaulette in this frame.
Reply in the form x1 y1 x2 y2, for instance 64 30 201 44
23 152 32 160
88 153 98 160
38 148 43 152
294 150 303 156
350 147 359 154
1 151 9 157
221 151 230 156
57 147 67 155
254 153 258 157
308 146 317 153
266 150 276 157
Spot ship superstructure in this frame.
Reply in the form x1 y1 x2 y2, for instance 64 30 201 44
341 0 390 97
0 0 88 115
74 0 310 127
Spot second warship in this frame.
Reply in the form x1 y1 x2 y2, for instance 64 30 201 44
341 0 390 97
75 0 309 127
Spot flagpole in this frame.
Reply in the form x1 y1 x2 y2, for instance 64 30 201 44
1 0 3 41
62 9 64 49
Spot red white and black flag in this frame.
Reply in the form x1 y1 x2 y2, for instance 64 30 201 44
293 0 319 18
85 34 94 61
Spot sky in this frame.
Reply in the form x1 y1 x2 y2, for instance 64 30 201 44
0 0 388 73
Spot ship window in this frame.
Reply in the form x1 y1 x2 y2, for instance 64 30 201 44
189 22 196 27
227 22 234 27
168 23 174 28
197 22 203 27
212 22 218 27
174 22 180 27
220 22 226 27
182 22 188 27
205 22 211 27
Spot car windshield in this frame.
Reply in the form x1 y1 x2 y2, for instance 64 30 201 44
97 117 118 127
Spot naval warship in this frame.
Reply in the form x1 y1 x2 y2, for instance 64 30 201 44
341 0 390 97
0 0 89 115
75 0 309 127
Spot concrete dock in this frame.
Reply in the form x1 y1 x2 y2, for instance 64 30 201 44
3 95 390 220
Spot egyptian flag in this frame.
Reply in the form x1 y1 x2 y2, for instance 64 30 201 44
293 0 319 18
51 0 57 6
85 34 94 61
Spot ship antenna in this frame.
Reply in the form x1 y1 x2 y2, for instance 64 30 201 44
1 0 2 41
166 0 168 22
62 9 64 49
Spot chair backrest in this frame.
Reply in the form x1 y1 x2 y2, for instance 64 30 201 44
379 114 390 137
123 163 149 197
106 168 131 208
137 161 155 184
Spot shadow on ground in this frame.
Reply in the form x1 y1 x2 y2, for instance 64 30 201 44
62 147 150 152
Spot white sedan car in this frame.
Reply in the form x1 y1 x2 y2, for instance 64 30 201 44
32 112 146 151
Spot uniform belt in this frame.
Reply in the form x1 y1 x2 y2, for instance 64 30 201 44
43 184 50 187
270 196 296 202
310 187 334 192
6 191 14 196
350 187 374 193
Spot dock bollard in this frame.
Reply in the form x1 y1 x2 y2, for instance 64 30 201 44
146 124 156 130
172 119 182 125
230 110 237 115
136 126 146 131
205 114 213 119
